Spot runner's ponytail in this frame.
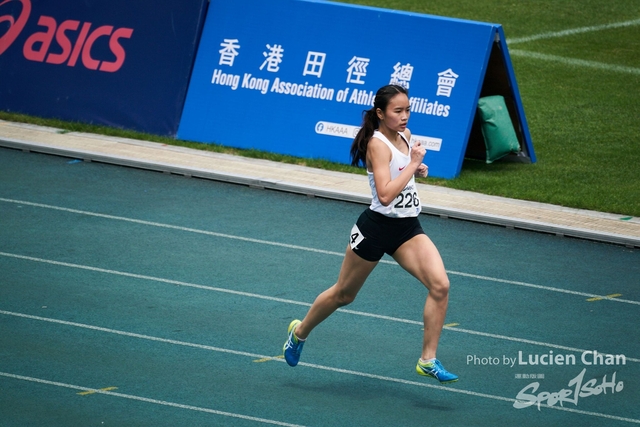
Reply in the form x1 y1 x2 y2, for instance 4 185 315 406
349 84 408 167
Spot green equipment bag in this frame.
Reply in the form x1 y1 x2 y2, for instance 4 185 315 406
477 95 521 163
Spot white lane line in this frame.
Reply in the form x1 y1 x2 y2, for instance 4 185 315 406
1 312 639 424
0 372 305 427
507 18 640 45
1 197 638 306
340 305 640 363
0 252 314 307
442 324 640 364
1 252 638 361
509 49 640 75
447 270 640 305
1 252 638 363
0 197 339 257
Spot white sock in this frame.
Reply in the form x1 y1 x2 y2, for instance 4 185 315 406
293 328 305 342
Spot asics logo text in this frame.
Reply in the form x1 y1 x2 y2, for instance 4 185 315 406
0 0 134 72
0 0 31 55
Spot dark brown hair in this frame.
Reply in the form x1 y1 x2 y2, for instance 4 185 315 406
349 84 408 167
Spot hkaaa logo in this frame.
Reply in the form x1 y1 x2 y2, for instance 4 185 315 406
0 0 134 72
0 0 31 55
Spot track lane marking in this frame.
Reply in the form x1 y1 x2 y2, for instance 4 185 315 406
1 295 638 364
0 372 304 427
0 253 638 362
1 198 638 306
78 386 118 396
1 313 638 424
587 293 623 302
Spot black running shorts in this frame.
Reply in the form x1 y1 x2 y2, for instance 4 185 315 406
349 208 425 262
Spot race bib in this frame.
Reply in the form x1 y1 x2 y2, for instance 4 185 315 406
349 224 365 250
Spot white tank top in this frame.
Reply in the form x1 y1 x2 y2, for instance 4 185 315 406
368 130 421 218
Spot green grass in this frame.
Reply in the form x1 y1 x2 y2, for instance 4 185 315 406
339 0 640 216
2 0 639 216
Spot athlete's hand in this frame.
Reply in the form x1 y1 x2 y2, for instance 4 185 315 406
410 141 426 166
415 163 429 178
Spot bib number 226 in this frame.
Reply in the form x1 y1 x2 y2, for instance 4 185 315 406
394 191 419 209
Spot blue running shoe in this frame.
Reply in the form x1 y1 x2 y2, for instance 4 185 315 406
416 358 458 383
283 319 304 367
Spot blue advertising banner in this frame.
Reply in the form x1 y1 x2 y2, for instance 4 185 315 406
178 0 534 178
0 0 208 135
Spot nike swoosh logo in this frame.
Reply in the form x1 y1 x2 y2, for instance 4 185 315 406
399 166 406 171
